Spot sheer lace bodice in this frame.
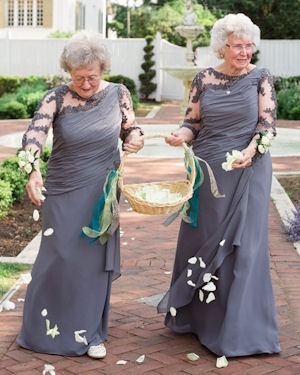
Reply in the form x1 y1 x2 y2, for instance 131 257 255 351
22 83 140 152
182 67 277 138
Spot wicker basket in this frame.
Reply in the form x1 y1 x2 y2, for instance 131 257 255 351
118 134 196 215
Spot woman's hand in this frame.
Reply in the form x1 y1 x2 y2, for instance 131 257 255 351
232 142 257 169
165 131 185 146
26 170 44 206
123 134 144 154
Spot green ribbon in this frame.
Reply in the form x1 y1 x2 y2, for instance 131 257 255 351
81 170 119 245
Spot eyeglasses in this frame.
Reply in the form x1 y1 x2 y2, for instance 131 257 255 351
225 43 255 53
72 75 100 85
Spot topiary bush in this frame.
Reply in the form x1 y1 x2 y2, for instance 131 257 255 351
139 36 157 100
0 180 13 219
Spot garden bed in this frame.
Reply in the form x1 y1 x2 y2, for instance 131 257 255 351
277 175 300 206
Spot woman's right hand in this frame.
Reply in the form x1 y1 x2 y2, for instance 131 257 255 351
165 131 185 146
26 170 44 206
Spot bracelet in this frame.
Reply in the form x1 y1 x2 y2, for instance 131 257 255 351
18 149 38 174
256 130 273 154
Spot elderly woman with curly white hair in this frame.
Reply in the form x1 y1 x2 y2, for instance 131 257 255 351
159 13 280 357
17 31 143 358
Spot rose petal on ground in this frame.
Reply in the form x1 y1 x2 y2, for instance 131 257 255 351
136 354 145 363
164 271 171 275
122 242 128 245
21 273 32 284
43 364 56 375
202 282 216 292
41 308 48 317
3 300 15 310
127 207 133 211
219 239 226 246
116 360 127 365
170 306 177 317
199 290 204 302
203 273 212 283
188 256 197 264
33 209 39 221
17 298 25 302
187 353 200 361
131 237 135 240
44 228 54 236
187 280 196 287
216 355 228 368
187 269 192 277
74 330 88 346
199 257 206 268
206 292 216 304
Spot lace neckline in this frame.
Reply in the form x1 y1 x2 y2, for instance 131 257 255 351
65 83 111 101
209 67 257 80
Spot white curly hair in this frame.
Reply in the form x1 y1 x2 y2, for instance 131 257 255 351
210 13 260 59
60 30 110 72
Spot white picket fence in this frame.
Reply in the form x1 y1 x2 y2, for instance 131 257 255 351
0 34 299 101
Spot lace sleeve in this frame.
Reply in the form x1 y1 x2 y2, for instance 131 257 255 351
22 89 57 152
118 84 143 142
181 72 202 137
256 69 277 136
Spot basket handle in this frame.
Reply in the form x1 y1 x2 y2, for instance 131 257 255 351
118 133 196 190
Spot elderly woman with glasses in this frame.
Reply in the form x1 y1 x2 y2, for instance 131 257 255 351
159 13 280 357
17 31 143 359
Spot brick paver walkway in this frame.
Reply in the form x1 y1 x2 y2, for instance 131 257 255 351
0 105 300 374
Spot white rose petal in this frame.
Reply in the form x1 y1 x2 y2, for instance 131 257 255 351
74 330 88 346
116 360 127 365
2 300 15 310
231 150 243 159
27 153 35 163
206 292 216 304
17 298 25 302
188 256 197 264
44 228 54 236
18 160 26 168
186 353 200 361
199 289 204 302
216 356 228 368
122 242 128 246
199 257 206 268
222 162 232 172
41 186 47 192
266 132 273 139
164 271 171 275
211 275 219 280
18 150 26 159
258 144 266 154
219 239 226 247
24 163 32 174
43 364 56 375
170 307 177 317
46 319 60 339
21 273 32 284
127 207 133 212
202 282 216 292
33 209 39 221
36 187 46 201
136 354 145 364
131 237 135 240
261 136 270 145
187 269 192 277
203 273 212 283
41 308 48 317
187 280 196 287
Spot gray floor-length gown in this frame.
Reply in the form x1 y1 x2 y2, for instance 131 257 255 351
158 67 281 357
17 82 140 356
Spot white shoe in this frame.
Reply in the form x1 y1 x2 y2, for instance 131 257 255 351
87 343 107 359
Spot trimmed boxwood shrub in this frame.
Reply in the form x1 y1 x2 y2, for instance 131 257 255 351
277 85 300 120
0 157 28 203
0 180 13 219
0 101 28 119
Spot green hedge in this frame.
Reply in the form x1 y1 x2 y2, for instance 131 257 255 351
0 180 13 219
277 85 300 120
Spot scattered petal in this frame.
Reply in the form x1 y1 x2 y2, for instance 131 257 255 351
188 256 197 264
46 319 60 339
131 237 135 240
187 280 196 287
21 273 32 284
199 257 206 268
44 228 54 236
127 207 133 211
33 209 39 221
216 355 228 368
170 306 177 317
41 308 48 317
199 290 204 302
203 273 212 283
124 200 128 203
219 239 226 247
17 298 25 302
74 330 88 346
187 269 192 277
164 271 171 275
116 360 127 365
187 352 200 361
206 292 216 304
2 300 15 310
136 354 145 364
35 187 46 201
211 275 219 281
41 186 47 192
122 242 128 246
43 364 56 375
202 282 216 292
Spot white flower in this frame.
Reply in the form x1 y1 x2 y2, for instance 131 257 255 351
221 162 232 172
219 239 226 247
216 356 228 368
170 306 177 317
44 228 54 236
206 292 216 304
187 280 196 287
203 273 212 283
164 271 171 275
266 131 273 139
188 256 197 264
187 269 192 277
18 150 26 159
36 187 46 201
261 136 270 146
258 144 266 154
199 289 204 302
18 160 26 168
27 153 35 163
21 273 32 284
186 353 200 361
24 163 33 174
33 209 39 221
2 300 15 310
136 354 145 364
211 275 219 281
17 298 25 302
222 150 243 171
116 360 127 365
43 364 56 375
199 257 206 268
74 330 88 346
202 282 216 292
122 242 128 245
41 308 48 317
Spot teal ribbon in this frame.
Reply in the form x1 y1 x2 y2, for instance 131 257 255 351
80 170 119 245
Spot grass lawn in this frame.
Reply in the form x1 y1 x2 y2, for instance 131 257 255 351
135 101 161 117
0 262 31 299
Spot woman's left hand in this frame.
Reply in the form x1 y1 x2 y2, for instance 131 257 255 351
123 135 144 154
232 144 256 169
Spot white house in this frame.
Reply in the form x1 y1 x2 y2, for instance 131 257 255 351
0 0 106 38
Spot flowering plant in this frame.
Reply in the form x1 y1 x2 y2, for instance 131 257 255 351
18 149 38 174
221 150 243 172
256 130 273 154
